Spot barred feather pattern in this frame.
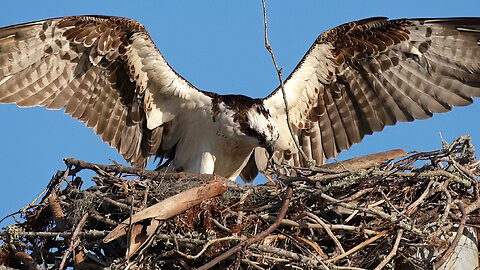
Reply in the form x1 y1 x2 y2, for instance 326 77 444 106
0 16 208 168
263 17 480 169
2 15 480 180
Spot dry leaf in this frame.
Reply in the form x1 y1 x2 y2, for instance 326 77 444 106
104 178 227 243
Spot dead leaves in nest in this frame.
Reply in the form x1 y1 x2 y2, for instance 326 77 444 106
104 178 227 258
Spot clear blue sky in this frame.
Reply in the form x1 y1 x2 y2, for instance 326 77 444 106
0 0 479 225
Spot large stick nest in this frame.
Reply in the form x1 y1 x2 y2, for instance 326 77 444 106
1 136 480 269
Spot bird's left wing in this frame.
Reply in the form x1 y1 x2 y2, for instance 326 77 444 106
0 16 211 167
262 17 480 169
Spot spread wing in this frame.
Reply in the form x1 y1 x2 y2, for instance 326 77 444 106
262 17 480 168
0 16 211 167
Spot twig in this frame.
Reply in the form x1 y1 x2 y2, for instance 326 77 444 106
325 230 388 263
52 167 70 195
465 193 480 214
319 149 407 171
344 199 385 224
434 203 468 269
65 157 227 182
340 188 373 202
59 212 89 270
18 169 69 216
259 215 378 235
222 189 254 214
261 0 311 165
449 156 477 182
285 233 326 266
320 193 425 236
336 266 367 270
373 229 404 270
212 218 231 233
310 171 357 182
236 189 253 227
301 168 470 187
249 252 291 263
93 216 118 228
93 191 139 211
241 259 266 270
305 212 345 254
439 186 452 226
404 180 434 215
175 236 247 260
372 170 470 188
0 230 108 238
250 244 325 268
0 210 26 225
197 186 293 270
125 196 135 260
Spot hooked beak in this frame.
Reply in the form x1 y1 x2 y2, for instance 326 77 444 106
264 142 275 159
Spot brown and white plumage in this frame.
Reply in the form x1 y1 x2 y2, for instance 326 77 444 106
0 16 211 168
0 16 479 181
260 17 480 170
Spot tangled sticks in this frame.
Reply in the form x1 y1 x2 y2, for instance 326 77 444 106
1 136 479 269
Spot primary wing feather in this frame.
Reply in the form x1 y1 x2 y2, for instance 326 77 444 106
0 16 209 167
263 17 480 168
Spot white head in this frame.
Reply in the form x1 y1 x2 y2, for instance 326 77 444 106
244 104 279 154
220 95 279 156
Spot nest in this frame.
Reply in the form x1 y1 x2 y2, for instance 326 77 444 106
1 136 480 269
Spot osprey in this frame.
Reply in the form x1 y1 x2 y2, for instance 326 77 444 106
0 16 480 181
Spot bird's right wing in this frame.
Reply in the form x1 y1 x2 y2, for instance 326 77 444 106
0 16 212 167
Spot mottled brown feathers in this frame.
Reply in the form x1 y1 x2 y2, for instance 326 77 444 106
210 93 270 138
0 16 165 167
264 17 480 169
2 15 480 180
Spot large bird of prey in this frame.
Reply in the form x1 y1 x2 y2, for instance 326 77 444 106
0 16 479 181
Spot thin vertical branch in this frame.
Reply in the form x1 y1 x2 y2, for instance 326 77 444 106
373 229 403 270
59 212 88 270
434 203 468 269
306 212 346 254
261 0 312 165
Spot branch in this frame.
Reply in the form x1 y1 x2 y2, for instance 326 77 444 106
325 230 388 263
64 157 227 182
250 243 325 267
59 212 89 270
261 0 311 165
197 186 293 270
317 149 407 171
306 212 345 254
373 229 403 270
0 230 108 238
404 180 434 215
320 193 425 236
434 203 468 269
259 215 378 235
175 236 246 260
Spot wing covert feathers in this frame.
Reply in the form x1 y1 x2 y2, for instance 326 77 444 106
2 15 480 177
0 16 206 167
264 17 480 168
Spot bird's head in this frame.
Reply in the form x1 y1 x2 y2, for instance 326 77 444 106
221 95 279 156
234 100 279 157
244 103 279 156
